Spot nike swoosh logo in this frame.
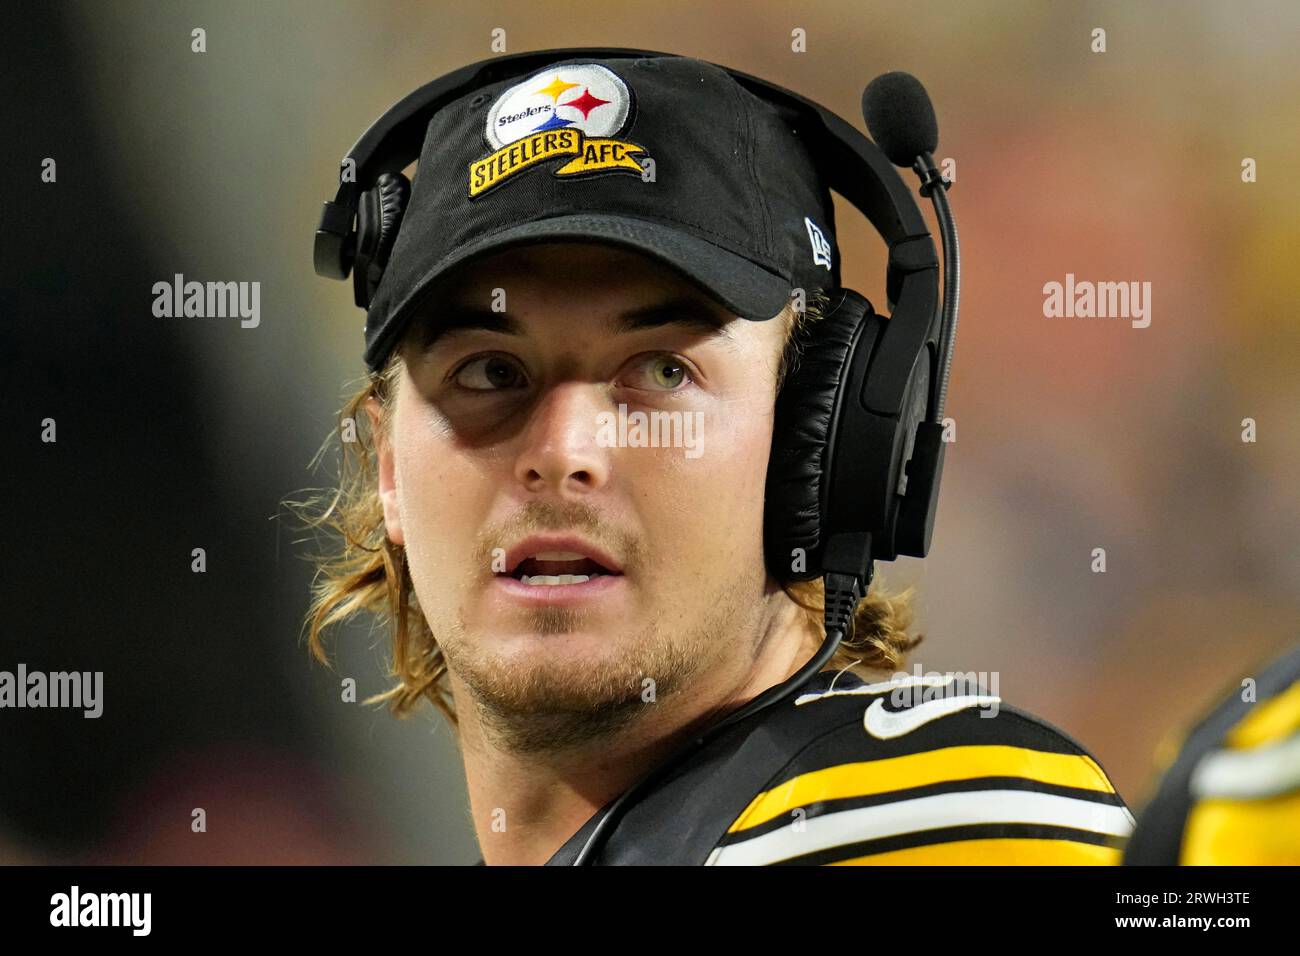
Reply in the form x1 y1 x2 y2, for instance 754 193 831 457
863 694 1002 739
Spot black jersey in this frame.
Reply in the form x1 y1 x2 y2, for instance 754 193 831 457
514 668 1133 865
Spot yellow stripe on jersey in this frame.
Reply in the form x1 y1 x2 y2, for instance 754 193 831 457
728 745 1120 834
1181 791 1300 865
827 837 1123 866
707 789 1133 865
1224 680 1300 750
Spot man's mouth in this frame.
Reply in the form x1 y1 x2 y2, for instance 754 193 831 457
491 551 625 608
507 551 619 587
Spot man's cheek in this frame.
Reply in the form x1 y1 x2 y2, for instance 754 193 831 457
676 426 769 508
396 474 461 571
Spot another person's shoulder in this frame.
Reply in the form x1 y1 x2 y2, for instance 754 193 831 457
1124 642 1300 865
706 669 1134 865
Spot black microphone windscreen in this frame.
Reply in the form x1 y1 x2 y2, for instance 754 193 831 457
862 72 939 167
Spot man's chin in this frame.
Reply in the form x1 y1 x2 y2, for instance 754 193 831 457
445 628 709 754
462 649 656 715
460 661 657 754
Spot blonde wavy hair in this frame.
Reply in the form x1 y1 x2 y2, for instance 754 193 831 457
286 286 922 729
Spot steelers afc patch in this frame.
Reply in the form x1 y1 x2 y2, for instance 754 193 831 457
469 63 647 199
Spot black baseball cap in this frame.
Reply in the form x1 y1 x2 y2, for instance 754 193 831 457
363 54 841 373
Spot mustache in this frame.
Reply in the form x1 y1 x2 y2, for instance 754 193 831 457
474 500 643 574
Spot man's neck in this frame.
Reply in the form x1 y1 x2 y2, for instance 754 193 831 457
456 597 820 866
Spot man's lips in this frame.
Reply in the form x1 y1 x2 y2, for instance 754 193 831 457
499 533 624 578
490 571 627 608
488 531 628 610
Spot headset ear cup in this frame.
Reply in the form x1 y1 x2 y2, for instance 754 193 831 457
764 289 876 585
352 171 411 308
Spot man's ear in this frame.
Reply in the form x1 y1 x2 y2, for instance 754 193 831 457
364 395 404 547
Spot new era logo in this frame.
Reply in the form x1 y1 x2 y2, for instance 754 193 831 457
805 216 832 270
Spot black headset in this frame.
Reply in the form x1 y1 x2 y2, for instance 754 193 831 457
313 47 959 864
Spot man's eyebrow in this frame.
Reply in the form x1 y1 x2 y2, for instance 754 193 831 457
612 296 735 337
412 305 517 352
412 295 735 353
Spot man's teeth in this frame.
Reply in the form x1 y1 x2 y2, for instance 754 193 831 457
519 572 604 586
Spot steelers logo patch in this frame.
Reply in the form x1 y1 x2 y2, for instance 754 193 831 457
485 63 632 149
470 63 646 198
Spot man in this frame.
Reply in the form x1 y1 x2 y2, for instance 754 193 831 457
301 54 1134 864
1124 642 1300 865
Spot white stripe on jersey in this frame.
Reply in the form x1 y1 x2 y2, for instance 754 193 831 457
794 673 956 706
704 789 1136 866
1190 730 1300 800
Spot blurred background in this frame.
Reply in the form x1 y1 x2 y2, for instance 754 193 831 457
2 0 1297 864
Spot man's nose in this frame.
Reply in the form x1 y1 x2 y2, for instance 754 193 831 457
513 381 611 494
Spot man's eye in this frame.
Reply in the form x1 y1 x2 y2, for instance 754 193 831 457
451 355 525 391
630 353 694 391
